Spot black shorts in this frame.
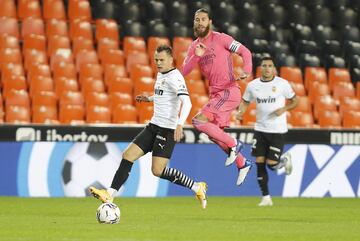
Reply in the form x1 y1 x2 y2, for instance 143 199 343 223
251 131 285 161
133 123 176 159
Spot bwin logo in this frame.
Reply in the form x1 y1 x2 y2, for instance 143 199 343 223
256 96 276 104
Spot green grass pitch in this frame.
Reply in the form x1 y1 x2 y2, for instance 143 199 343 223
0 197 359 241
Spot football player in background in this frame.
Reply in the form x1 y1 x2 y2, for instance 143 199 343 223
237 56 298 206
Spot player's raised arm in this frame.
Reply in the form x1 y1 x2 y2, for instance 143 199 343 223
181 43 201 76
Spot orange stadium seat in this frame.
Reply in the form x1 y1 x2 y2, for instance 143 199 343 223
55 77 79 96
27 64 51 80
69 20 93 41
318 110 342 128
24 49 47 71
68 0 92 22
76 50 99 72
100 49 125 67
289 111 314 128
313 95 337 121
174 51 186 69
2 75 27 98
0 0 16 18
289 82 306 96
232 53 244 68
147 37 170 57
47 36 71 57
304 67 327 90
46 19 69 37
43 0 66 21
339 96 360 117
138 105 153 124
21 18 45 39
328 68 351 90
332 81 355 102
104 65 127 86
109 92 133 110
86 92 109 108
188 94 209 122
81 79 105 95
32 105 58 124
79 63 103 84
173 37 192 59
1 63 24 80
126 51 149 73
357 82 360 98
95 19 119 43
32 91 57 107
123 37 146 58
29 76 54 97
50 49 74 70
0 17 19 38
53 62 76 79
280 66 303 83
18 0 41 19
23 34 46 52
59 91 84 106
98 38 119 61
292 96 312 113
107 77 133 95
5 89 30 109
59 104 85 124
72 37 94 56
6 106 31 123
112 104 137 124
130 64 153 80
133 77 155 96
86 105 111 124
186 79 206 96
0 35 19 49
0 48 22 66
308 81 330 102
343 111 360 128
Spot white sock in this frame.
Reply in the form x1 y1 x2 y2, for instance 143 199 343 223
107 188 117 198
191 182 200 193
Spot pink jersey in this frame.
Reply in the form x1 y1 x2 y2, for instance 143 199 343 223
182 31 252 94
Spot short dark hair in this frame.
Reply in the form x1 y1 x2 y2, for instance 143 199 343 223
156 44 173 57
195 8 212 19
260 56 275 65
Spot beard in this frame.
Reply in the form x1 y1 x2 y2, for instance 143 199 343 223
194 24 210 38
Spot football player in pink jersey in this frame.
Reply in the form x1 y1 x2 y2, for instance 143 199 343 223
182 8 253 186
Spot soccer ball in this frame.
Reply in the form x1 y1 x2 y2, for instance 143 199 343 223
96 203 121 224
62 143 122 197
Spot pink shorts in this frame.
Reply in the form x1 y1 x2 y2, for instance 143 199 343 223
201 86 241 128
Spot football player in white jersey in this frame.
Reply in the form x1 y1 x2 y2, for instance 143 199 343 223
237 57 298 206
90 45 208 209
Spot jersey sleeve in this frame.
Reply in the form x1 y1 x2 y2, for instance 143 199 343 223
283 80 296 99
242 83 253 102
171 71 189 96
181 42 200 76
220 33 241 53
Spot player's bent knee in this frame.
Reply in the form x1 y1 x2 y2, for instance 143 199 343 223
151 166 163 177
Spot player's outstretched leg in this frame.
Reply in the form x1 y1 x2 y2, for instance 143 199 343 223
195 182 208 209
258 195 273 206
225 139 244 166
236 157 253 186
281 152 293 175
89 186 114 203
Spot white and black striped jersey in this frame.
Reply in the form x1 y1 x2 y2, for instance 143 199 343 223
150 69 189 129
243 76 295 133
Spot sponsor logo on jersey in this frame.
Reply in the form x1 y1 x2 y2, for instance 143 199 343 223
256 96 276 103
